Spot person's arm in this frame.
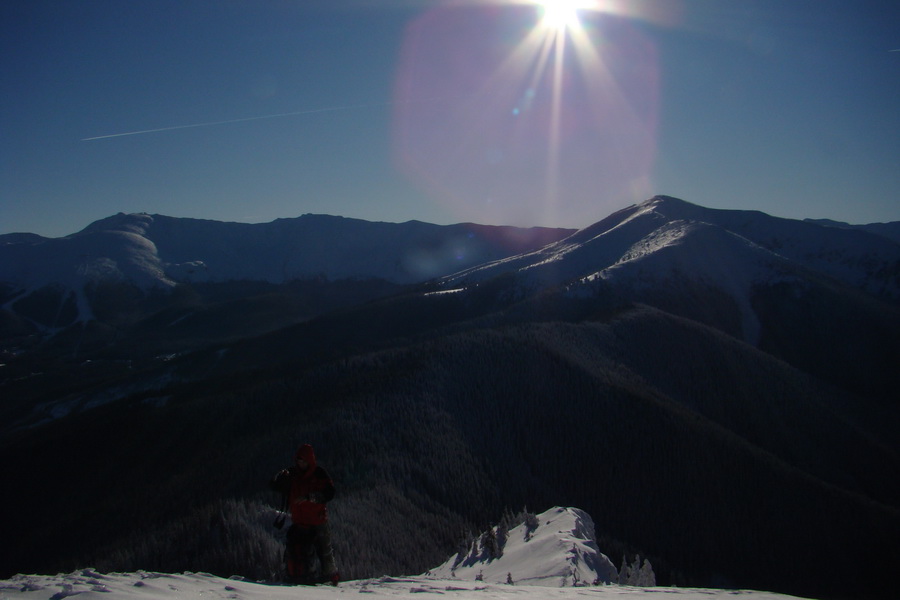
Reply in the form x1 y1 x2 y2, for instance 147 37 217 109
270 469 291 494
311 467 335 503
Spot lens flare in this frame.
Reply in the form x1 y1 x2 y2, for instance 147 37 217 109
393 1 677 227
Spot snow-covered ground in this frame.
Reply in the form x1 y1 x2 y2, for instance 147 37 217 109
0 508 813 599
0 571 811 600
429 507 620 587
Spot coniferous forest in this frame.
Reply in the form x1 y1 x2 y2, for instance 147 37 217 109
2 202 899 600
2 282 898 600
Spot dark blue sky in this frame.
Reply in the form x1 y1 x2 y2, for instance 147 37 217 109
2 0 898 237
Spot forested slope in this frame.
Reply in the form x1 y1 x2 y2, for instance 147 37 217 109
2 304 896 600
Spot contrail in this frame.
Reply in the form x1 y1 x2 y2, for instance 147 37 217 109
81 101 388 141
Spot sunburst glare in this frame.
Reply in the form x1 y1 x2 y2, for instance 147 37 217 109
537 0 584 30
393 1 673 227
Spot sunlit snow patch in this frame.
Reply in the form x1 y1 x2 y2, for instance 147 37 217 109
429 506 618 587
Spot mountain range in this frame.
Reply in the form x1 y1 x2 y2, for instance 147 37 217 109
1 196 898 600
0 212 570 324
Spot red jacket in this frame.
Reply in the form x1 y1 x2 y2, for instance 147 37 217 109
272 444 335 526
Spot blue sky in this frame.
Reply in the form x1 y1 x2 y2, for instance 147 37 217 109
2 0 898 237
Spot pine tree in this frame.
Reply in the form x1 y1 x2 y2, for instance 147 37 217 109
522 510 539 542
637 556 656 586
452 531 474 570
479 527 499 560
618 554 632 585
618 554 656 586
495 522 508 557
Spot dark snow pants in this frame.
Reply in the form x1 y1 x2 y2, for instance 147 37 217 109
285 523 337 583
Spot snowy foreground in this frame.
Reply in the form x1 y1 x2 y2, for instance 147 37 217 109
0 509 813 599
0 571 811 600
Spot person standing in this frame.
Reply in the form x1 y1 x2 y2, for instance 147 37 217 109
270 443 339 585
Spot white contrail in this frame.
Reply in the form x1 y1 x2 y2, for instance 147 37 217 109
81 101 386 141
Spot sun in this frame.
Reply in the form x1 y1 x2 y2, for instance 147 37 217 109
537 0 585 30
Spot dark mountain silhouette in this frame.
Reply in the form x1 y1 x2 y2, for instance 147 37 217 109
0 196 897 600
806 217 900 244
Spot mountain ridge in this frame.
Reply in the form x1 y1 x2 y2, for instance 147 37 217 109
5 211 575 287
2 196 898 600
0 213 574 330
443 195 900 302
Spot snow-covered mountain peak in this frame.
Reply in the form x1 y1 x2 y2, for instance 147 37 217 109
585 220 790 344
441 198 720 290
444 195 899 306
77 212 155 237
604 219 777 276
0 225 172 295
429 507 619 587
641 195 718 220
635 195 775 231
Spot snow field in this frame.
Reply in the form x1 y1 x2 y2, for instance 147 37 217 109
0 571 811 600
